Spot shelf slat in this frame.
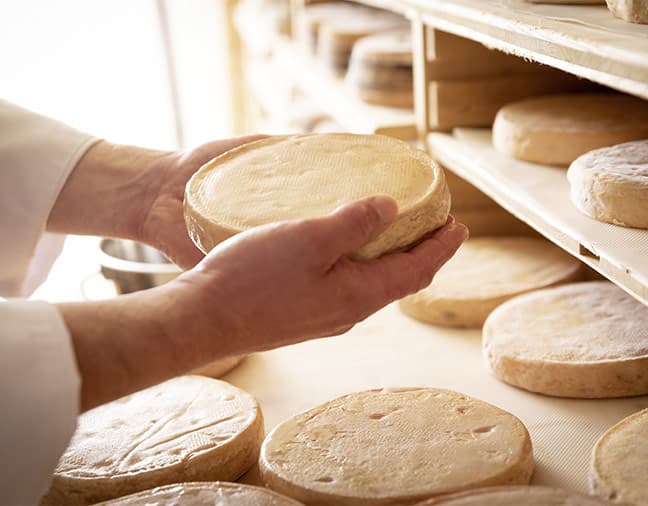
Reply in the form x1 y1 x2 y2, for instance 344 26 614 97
428 129 648 306
275 42 416 139
399 0 648 99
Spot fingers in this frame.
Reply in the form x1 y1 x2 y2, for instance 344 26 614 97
313 195 399 261
349 220 469 313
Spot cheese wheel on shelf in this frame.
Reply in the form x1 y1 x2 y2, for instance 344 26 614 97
42 376 264 505
184 134 451 260
606 0 648 23
259 387 534 505
493 93 648 166
567 139 648 229
483 281 648 398
347 29 413 108
399 237 583 328
96 482 305 505
590 408 648 505
414 486 614 505
192 355 245 378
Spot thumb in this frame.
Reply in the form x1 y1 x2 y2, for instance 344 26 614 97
317 195 398 259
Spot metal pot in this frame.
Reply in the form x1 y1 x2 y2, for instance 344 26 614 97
99 238 181 294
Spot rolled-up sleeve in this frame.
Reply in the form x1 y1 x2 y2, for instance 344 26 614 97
0 100 97 504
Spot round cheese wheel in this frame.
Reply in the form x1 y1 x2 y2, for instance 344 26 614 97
96 481 304 505
492 93 648 166
399 237 582 328
42 376 264 505
483 281 648 398
567 139 648 229
259 387 534 505
184 134 451 260
192 355 245 378
415 486 614 505
590 409 648 505
347 30 413 108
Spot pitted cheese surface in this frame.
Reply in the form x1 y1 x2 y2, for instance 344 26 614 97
43 376 264 505
184 134 450 260
259 387 533 505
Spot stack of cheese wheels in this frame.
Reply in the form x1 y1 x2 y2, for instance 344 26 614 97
567 139 648 229
492 93 648 165
184 134 451 261
483 281 648 398
347 29 413 108
96 482 305 505
606 0 648 23
414 486 614 505
41 376 264 505
590 409 648 505
259 387 534 505
318 15 406 76
399 237 582 328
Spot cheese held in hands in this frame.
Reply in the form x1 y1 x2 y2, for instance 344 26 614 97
184 134 451 260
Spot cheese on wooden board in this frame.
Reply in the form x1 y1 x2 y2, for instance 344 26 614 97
347 29 413 108
493 93 648 166
184 134 450 260
41 376 264 505
259 387 534 505
399 237 582 328
483 281 648 398
567 140 648 229
193 355 245 378
590 408 648 505
414 486 615 505
96 482 305 505
606 0 648 23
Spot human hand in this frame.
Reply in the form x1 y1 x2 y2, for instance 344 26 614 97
160 196 468 362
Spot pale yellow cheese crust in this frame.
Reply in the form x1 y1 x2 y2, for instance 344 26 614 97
42 376 264 505
95 481 305 505
259 387 533 505
483 281 648 398
184 134 450 260
590 408 648 505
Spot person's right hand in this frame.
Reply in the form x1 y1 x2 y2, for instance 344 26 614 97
159 196 468 365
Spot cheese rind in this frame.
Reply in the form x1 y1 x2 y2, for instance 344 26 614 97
184 134 451 260
415 485 614 505
42 376 264 505
483 281 648 398
567 139 648 229
259 387 533 505
590 409 648 505
95 481 305 505
493 93 648 165
400 237 583 328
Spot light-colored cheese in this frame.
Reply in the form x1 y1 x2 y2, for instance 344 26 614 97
415 486 614 505
96 481 305 505
184 134 450 260
606 0 648 23
483 281 648 398
259 387 534 505
347 30 413 108
493 93 648 166
400 237 583 328
192 355 245 378
527 0 606 4
590 408 648 505
42 376 264 505
567 139 648 229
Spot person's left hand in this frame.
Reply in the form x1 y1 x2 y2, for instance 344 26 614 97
137 135 265 269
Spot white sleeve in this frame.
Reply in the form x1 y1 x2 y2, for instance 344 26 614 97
0 301 81 505
0 99 98 296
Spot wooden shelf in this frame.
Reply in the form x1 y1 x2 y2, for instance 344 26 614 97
274 42 417 139
428 128 648 306
392 0 648 99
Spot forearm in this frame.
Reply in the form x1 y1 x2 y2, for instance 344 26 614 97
46 141 171 239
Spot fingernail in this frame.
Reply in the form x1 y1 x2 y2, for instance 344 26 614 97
441 222 469 241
